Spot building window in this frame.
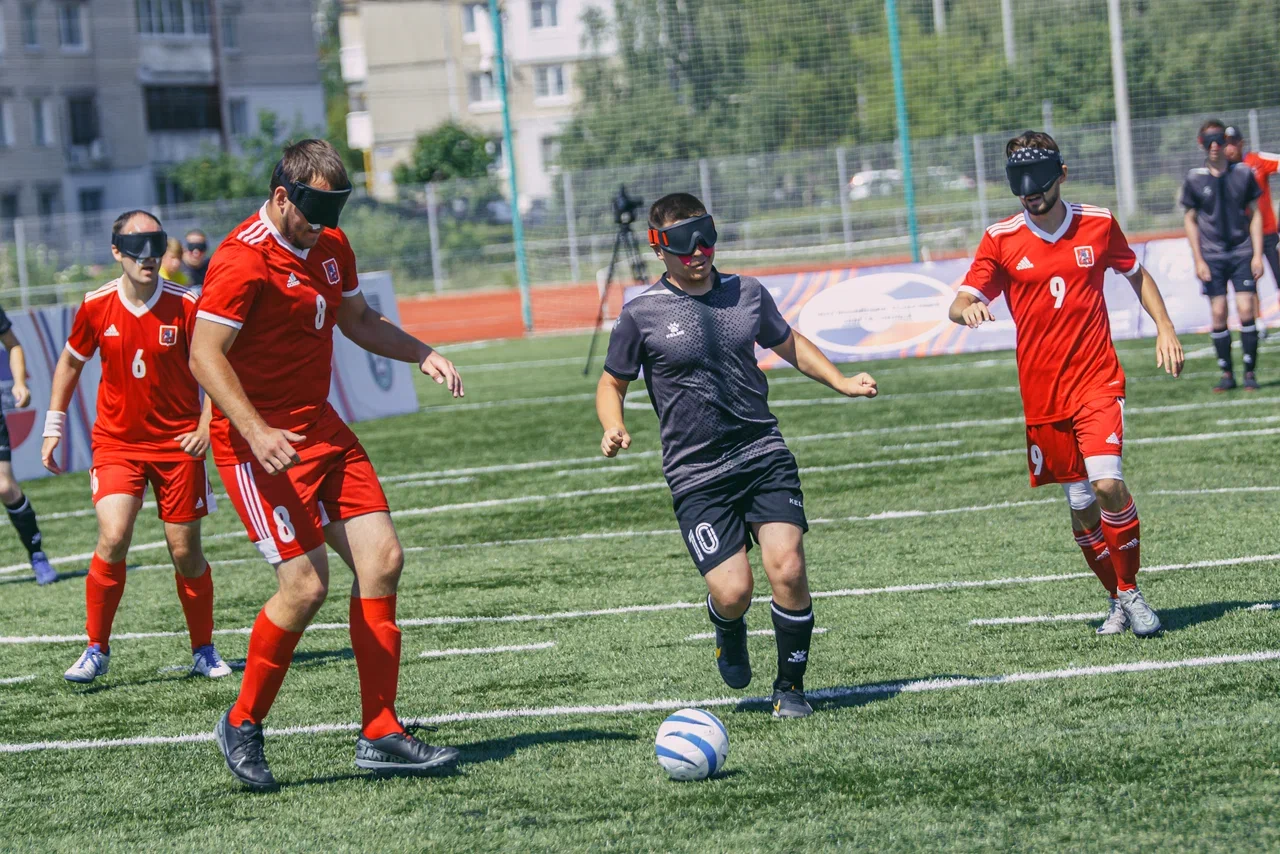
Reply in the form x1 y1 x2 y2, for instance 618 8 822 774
145 86 221 131
534 64 565 98
77 187 104 228
0 193 17 220
37 186 60 218
190 0 209 34
138 0 210 36
220 8 238 50
462 3 480 34
530 0 557 28
57 2 86 49
32 98 57 147
0 101 12 147
0 7 6 56
20 3 38 48
540 136 560 170
468 71 496 105
68 95 99 145
229 98 249 136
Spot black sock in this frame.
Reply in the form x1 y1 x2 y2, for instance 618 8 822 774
1211 328 1234 374
771 600 814 692
1242 324 1259 374
5 493 43 559
706 594 746 632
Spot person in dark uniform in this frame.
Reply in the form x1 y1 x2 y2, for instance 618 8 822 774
595 192 878 718
181 229 210 289
1182 119 1265 392
0 305 55 584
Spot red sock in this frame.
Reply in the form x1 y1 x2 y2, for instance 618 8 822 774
1100 500 1141 591
1073 524 1117 596
350 595 403 740
175 566 215 651
85 554 128 653
229 609 303 727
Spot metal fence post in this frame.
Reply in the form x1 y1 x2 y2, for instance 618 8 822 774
425 183 444 295
1249 108 1261 149
836 147 854 249
1110 121 1128 230
973 134 990 229
563 172 581 282
699 159 713 213
14 218 29 311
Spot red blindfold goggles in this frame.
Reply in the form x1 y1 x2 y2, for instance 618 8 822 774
648 214 717 256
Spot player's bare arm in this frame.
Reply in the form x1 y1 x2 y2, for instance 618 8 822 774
189 318 304 474
1250 204 1265 280
176 393 214 458
0 330 29 409
1125 265 1185 378
948 291 994 328
1184 208 1212 282
40 349 88 475
335 291 462 397
770 330 877 398
595 372 631 457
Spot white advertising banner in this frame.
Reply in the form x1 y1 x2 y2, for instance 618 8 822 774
327 270 420 423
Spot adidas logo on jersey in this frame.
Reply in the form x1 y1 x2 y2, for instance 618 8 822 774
287 273 302 288
1105 433 1121 445
1016 256 1035 270
195 497 204 509
104 324 120 337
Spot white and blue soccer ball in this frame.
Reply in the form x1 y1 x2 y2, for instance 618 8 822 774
654 708 729 781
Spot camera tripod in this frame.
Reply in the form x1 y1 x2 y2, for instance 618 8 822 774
582 218 650 375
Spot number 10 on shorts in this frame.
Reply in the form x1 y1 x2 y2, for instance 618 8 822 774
687 523 720 561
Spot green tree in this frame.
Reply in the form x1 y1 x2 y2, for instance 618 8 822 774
392 122 498 184
168 111 318 202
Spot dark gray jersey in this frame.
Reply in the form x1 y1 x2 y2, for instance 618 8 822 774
1181 162 1261 258
604 270 793 496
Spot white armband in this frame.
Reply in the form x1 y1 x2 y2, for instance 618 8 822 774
43 411 66 439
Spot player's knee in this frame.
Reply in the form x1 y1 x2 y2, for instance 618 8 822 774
96 528 132 562
0 475 20 504
289 575 329 615
1092 477 1128 506
768 549 807 594
709 573 754 615
169 541 204 576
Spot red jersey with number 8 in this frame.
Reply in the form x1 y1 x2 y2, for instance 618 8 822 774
64 278 202 461
196 204 362 465
961 203 1139 425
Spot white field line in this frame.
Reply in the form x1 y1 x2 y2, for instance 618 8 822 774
1149 486 1280 497
420 641 556 659
156 660 246 675
972 600 1280 626
0 531 245 577
380 452 659 483
683 627 830 641
1249 603 1280 612
555 464 640 477
390 477 475 489
5 649 1278 754
421 392 597 413
456 357 583 372
876 439 964 451
4 551 1276 647
1217 414 1280 426
0 675 37 685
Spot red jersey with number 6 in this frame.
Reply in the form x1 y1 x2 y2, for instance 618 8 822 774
961 203 1139 425
196 204 362 466
64 278 202 461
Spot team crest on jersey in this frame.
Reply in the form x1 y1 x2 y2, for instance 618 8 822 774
159 325 179 346
1074 246 1096 268
323 259 341 285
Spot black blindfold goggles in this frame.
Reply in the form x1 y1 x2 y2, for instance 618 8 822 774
647 214 717 256
1005 147 1064 197
112 230 168 261
273 161 352 229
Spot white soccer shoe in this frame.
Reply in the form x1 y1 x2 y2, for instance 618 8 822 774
64 644 110 683
1118 587 1162 637
192 644 233 678
1095 596 1130 635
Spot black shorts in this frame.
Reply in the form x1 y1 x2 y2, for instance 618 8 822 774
1264 233 1280 285
1203 253 1256 297
0 414 10 463
671 449 809 575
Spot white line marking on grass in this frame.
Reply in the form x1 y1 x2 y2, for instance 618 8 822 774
0 675 37 685
0 531 245 576
420 641 556 659
1218 414 1280 426
380 451 659 483
156 660 245 675
1249 603 1280 611
876 439 964 451
421 392 597 413
5 649 1278 754
1149 486 1280 496
555 464 640 477
390 477 476 489
390 483 669 517
974 600 1280 626
456 357 583 372
683 628 830 641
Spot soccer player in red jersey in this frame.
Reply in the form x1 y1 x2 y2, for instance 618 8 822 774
41 210 229 683
1225 127 1280 333
191 140 464 791
948 131 1184 637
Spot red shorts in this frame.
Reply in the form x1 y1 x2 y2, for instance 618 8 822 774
1025 396 1125 487
91 457 215 524
218 440 389 564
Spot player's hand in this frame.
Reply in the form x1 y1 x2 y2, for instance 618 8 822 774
1253 254 1265 281
11 383 30 409
1155 327 1184 378
601 427 630 458
41 436 63 475
175 427 210 458
248 426 306 475
1195 259 1212 283
840 372 878 398
960 301 994 328
420 350 464 398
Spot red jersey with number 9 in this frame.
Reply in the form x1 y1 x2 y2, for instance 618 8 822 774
64 278 202 461
196 204 362 465
961 203 1139 425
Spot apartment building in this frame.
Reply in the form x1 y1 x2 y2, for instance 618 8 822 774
0 0 325 232
340 0 613 203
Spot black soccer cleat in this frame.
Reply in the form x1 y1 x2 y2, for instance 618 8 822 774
771 686 813 719
1213 373 1237 393
1244 372 1261 392
714 623 752 689
355 725 460 774
215 706 278 792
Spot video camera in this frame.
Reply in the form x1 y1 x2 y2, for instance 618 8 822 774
612 185 644 226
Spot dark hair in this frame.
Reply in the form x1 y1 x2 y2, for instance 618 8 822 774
271 139 350 192
185 228 207 240
1199 119 1226 137
648 192 707 229
1005 130 1060 158
111 209 162 235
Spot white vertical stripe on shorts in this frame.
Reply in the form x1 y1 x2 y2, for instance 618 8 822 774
234 463 269 541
